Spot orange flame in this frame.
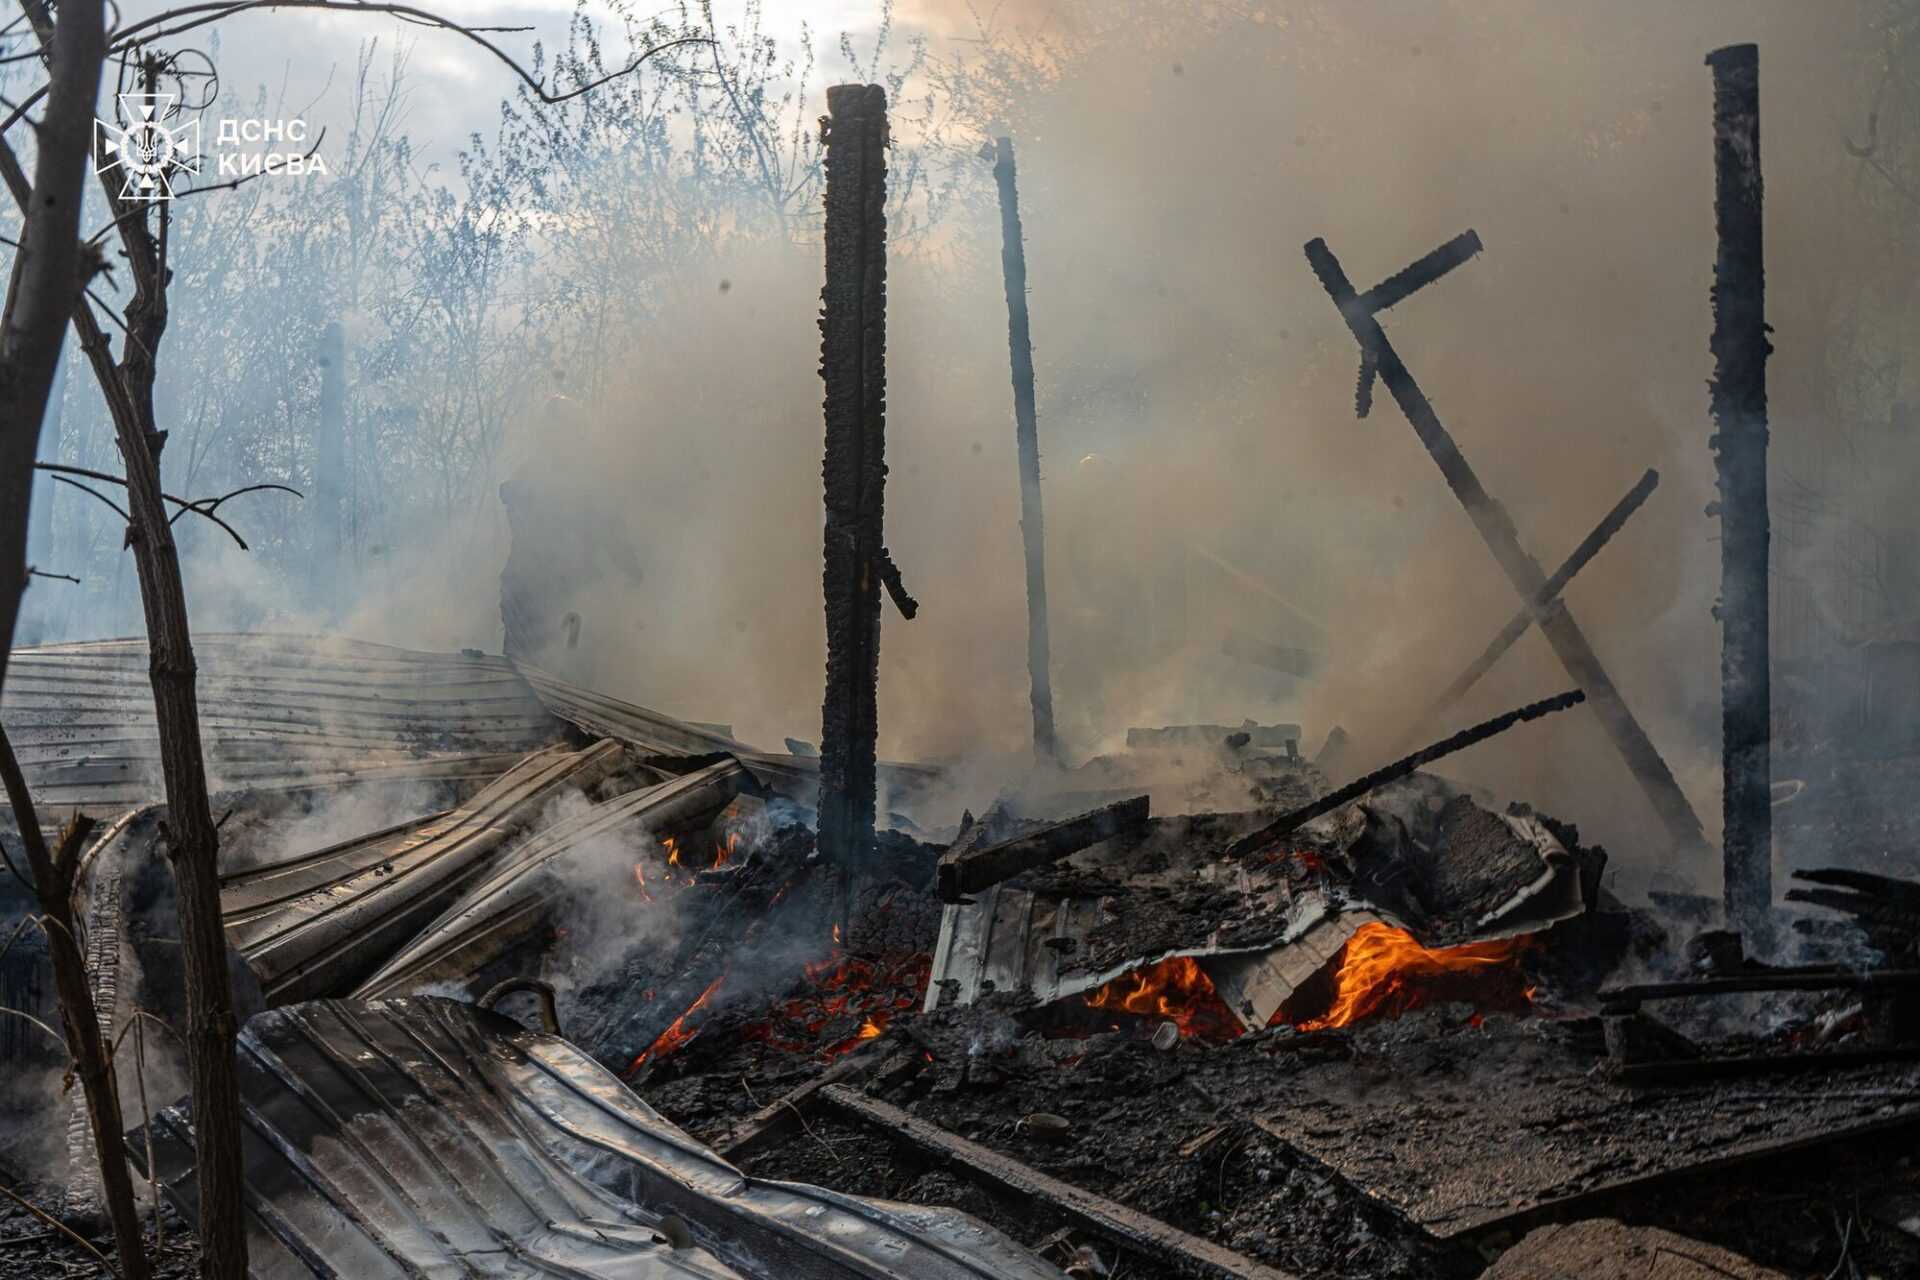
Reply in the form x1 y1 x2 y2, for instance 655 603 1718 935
1082 955 1240 1040
628 972 725 1073
663 836 683 868
712 830 741 869
1287 923 1532 1032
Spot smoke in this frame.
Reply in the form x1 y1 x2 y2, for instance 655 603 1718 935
43 1 1903 899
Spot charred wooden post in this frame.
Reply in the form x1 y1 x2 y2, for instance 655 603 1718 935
818 84 891 871
1306 233 1713 867
1706 44 1774 934
312 320 346 615
993 136 1059 762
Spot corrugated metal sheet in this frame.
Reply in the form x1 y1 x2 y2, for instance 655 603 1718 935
3 634 563 807
222 741 624 1005
516 662 943 806
129 997 1064 1279
356 760 754 999
923 878 1381 1030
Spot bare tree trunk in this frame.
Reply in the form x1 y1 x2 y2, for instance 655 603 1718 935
0 0 106 690
97 169 250 1280
1707 43 1774 936
817 84 890 873
991 136 1058 764
1 24 248 1269
0 729 151 1280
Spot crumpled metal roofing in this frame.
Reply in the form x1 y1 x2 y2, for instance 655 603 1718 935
3 634 562 807
222 741 624 1004
355 759 754 1000
130 997 1063 1280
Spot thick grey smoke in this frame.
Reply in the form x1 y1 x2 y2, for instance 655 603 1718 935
29 1 1912 898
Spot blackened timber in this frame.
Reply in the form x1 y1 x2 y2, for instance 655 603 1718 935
1226 689 1584 858
1416 469 1660 736
1707 44 1774 933
818 84 891 872
818 1087 1300 1280
312 320 346 616
938 794 1148 902
1305 235 1712 864
993 136 1058 760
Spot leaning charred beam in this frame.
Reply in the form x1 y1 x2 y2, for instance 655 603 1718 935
938 794 1149 902
1415 468 1660 737
1305 234 1711 865
993 135 1058 761
817 1087 1300 1280
818 83 892 872
1226 689 1585 858
1706 43 1774 934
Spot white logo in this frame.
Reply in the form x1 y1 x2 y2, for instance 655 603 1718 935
96 93 200 202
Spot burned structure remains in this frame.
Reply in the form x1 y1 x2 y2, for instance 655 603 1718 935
5 25 1920 1280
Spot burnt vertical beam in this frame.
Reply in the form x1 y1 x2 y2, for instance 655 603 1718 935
817 84 890 870
1707 44 1773 932
992 136 1058 762
1306 236 1713 866
313 320 346 617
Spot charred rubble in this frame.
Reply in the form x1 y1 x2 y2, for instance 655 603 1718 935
1 634 1918 1280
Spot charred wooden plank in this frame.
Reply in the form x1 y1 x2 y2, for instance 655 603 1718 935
1598 967 1920 1014
938 795 1149 902
1226 689 1584 858
817 1086 1300 1280
1415 469 1659 739
1305 234 1712 865
1707 44 1774 934
713 1043 916 1163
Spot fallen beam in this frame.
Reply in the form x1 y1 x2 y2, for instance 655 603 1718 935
1226 689 1584 858
817 1086 1299 1280
1598 967 1920 1013
715 1046 924 1163
938 794 1149 902
1414 468 1659 739
1305 234 1712 864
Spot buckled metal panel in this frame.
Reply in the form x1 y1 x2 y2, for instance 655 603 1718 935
356 760 753 999
222 741 624 1004
130 998 1064 1280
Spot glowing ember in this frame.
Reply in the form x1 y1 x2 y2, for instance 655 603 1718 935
1082 955 1241 1041
742 951 931 1061
1284 923 1533 1032
627 973 725 1074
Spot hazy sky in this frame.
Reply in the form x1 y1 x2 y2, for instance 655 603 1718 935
174 1 915 167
